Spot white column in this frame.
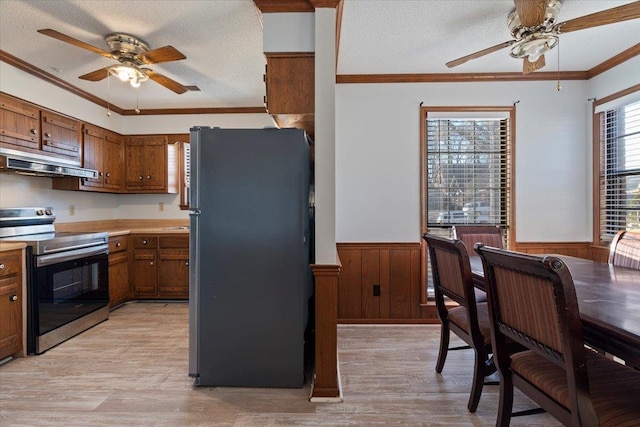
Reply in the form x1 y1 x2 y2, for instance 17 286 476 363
314 8 337 264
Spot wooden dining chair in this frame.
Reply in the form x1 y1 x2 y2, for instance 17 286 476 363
476 244 640 427
422 233 495 412
452 225 504 258
608 230 640 270
452 225 504 302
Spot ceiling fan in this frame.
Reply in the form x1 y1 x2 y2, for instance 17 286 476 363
446 0 640 74
37 29 194 94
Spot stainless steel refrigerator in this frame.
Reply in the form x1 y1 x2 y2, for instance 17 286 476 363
188 127 312 387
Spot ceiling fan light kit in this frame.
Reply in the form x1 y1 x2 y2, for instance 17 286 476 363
37 28 191 94
446 0 640 75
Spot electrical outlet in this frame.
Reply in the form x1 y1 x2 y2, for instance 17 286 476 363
373 284 381 296
159 202 165 212
68 205 75 216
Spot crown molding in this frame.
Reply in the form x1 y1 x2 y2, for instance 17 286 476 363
335 43 640 84
336 71 588 84
587 43 640 79
0 49 266 116
120 107 267 116
253 0 314 13
0 49 125 115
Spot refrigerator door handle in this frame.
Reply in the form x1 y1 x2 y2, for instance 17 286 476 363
189 209 202 216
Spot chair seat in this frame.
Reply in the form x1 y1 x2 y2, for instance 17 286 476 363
511 350 640 426
448 302 492 346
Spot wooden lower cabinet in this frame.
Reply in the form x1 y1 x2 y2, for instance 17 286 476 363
0 249 23 359
108 235 130 307
337 243 435 323
132 234 188 299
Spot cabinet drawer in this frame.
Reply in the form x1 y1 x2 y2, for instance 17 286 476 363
108 236 128 253
159 235 189 248
133 236 158 248
0 251 21 278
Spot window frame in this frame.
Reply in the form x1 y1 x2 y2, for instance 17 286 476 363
419 106 516 304
592 85 640 246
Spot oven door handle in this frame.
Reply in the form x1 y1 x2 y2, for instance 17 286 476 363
35 244 109 267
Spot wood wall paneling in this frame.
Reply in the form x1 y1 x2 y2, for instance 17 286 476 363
337 243 433 323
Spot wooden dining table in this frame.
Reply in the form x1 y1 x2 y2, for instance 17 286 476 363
468 254 640 367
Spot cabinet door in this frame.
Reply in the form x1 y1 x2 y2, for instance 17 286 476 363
0 93 40 151
103 131 123 190
41 111 82 162
158 249 189 298
0 251 22 359
132 249 157 297
108 251 129 307
125 137 146 191
82 126 104 188
145 137 167 191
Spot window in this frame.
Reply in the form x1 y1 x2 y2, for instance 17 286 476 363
598 98 640 241
420 107 514 301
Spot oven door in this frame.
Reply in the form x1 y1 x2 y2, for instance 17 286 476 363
29 244 109 353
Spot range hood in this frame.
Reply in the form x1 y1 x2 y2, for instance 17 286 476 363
0 149 97 179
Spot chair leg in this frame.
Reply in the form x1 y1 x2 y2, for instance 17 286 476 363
435 323 450 373
496 371 514 427
467 349 485 412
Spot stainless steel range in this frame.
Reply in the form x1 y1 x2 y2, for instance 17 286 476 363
0 207 109 354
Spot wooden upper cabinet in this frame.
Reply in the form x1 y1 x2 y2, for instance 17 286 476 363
103 130 123 190
0 93 40 151
124 135 177 193
52 124 123 193
264 53 314 115
81 125 105 188
40 110 82 162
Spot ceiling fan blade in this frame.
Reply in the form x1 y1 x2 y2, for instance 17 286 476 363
522 55 546 74
555 1 640 33
37 29 114 59
446 40 515 68
79 66 112 81
514 0 547 27
136 46 186 65
145 70 189 94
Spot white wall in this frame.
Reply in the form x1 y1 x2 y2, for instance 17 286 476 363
0 63 274 222
336 79 591 243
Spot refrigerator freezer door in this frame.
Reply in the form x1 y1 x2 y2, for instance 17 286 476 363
189 127 311 387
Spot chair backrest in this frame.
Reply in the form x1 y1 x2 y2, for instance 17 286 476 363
423 233 482 338
452 226 504 258
475 245 597 425
608 230 640 269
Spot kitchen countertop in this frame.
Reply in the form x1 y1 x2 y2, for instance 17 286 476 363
0 241 27 252
56 220 189 237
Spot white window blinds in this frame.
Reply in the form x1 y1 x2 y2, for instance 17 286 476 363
426 118 510 231
599 99 640 240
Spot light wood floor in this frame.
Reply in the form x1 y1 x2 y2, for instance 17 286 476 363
0 303 560 426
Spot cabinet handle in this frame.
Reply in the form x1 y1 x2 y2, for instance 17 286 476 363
0 263 4 269
142 240 148 245
139 176 144 180
150 262 154 266
116 242 121 247
30 128 38 135
186 262 189 266
147 175 151 180
105 173 110 177
99 172 103 176
10 295 18 302
44 132 52 138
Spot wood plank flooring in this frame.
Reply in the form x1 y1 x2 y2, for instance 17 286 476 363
0 303 560 426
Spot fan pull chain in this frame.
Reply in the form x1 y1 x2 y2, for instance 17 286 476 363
135 87 141 114
556 39 562 92
106 71 112 117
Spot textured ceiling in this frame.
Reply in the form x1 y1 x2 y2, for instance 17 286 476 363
0 0 638 112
